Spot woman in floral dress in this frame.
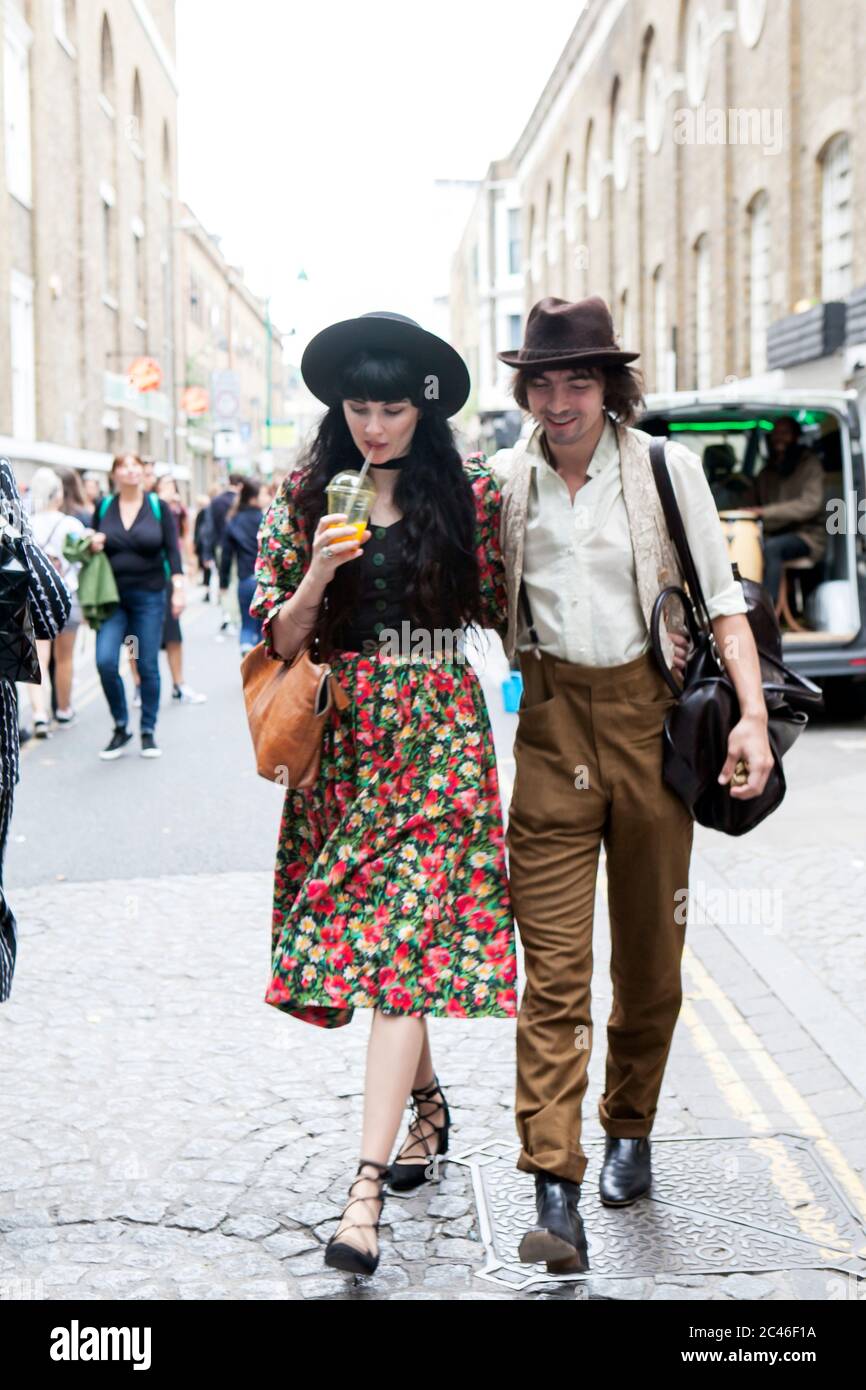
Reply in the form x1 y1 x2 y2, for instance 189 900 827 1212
249 311 516 1276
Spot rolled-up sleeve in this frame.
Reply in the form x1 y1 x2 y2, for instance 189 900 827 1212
666 443 748 620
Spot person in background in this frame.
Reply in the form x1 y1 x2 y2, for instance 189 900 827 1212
218 477 266 655
56 466 94 527
140 457 158 493
25 468 87 736
81 472 104 511
205 473 244 632
154 474 206 706
88 452 185 759
0 456 71 1002
741 416 827 604
193 492 214 597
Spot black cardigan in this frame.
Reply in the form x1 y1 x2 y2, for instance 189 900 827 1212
93 493 183 593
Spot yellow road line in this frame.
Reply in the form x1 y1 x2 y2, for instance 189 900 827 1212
682 944 866 1250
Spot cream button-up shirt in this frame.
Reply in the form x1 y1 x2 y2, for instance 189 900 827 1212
518 416 748 666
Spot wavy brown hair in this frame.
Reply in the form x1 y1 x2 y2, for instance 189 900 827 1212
509 361 645 427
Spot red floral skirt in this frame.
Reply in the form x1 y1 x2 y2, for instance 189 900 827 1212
265 648 518 1029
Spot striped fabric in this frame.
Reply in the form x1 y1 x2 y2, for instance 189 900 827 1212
0 457 72 1001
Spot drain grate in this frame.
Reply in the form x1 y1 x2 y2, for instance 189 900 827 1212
445 1133 866 1291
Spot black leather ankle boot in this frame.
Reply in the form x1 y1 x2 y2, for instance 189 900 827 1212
599 1137 652 1206
518 1170 589 1273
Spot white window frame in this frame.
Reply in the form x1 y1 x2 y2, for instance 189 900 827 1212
821 134 853 302
10 269 36 442
101 188 118 307
4 8 34 208
132 217 147 324
54 0 77 57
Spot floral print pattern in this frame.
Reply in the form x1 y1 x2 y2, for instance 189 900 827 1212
249 456 518 1029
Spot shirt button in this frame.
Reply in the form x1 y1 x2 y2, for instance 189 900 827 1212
374 576 387 590
374 527 387 540
373 621 385 635
375 599 387 612
372 552 385 566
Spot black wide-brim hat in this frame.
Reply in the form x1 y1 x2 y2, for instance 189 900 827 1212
497 295 640 369
301 311 471 418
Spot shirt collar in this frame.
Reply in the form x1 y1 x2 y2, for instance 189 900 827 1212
527 414 619 479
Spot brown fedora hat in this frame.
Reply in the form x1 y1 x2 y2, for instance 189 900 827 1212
497 295 640 369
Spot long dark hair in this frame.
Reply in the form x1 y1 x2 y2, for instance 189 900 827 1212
291 350 483 656
227 476 263 521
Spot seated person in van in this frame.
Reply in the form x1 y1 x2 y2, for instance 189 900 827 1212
741 416 826 604
704 442 757 510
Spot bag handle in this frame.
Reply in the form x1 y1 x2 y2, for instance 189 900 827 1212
649 438 714 633
651 585 710 695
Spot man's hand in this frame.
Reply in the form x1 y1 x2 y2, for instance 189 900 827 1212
669 630 690 678
717 713 774 799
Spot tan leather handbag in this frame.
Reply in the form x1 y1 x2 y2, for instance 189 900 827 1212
240 637 349 788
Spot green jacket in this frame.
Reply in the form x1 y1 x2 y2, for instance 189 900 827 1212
62 533 120 630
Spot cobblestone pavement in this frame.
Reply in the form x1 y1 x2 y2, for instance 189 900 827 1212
2 601 865 1300
2 863 864 1301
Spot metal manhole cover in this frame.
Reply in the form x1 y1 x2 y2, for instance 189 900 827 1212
445 1133 866 1290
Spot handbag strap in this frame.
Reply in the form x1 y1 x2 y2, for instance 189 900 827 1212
518 578 541 652
648 438 714 633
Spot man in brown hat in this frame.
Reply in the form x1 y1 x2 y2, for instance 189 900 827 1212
488 296 773 1273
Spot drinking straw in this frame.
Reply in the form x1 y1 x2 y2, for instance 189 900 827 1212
356 449 375 489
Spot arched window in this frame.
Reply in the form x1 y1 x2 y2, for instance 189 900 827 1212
162 121 172 183
748 191 770 375
820 133 852 301
544 180 556 287
694 234 712 389
619 288 632 356
54 0 77 52
131 69 143 148
99 14 114 105
653 265 669 391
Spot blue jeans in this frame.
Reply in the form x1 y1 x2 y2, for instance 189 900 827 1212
763 533 811 604
96 586 167 733
237 572 263 647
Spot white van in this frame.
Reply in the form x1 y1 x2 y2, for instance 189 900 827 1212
639 387 866 719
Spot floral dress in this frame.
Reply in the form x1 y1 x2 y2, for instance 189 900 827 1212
248 456 518 1029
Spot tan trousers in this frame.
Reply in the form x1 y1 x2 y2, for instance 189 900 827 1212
507 647 694 1186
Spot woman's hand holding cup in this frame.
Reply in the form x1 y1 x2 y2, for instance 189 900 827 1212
310 513 370 581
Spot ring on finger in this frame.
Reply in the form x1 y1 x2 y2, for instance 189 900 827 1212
321 543 333 559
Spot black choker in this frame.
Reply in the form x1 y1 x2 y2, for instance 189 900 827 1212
367 452 413 471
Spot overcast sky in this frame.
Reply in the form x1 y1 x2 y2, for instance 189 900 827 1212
176 0 581 362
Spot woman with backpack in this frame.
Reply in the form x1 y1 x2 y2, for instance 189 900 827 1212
88 452 184 760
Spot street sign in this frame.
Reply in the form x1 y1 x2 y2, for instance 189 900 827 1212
211 369 241 429
213 429 244 459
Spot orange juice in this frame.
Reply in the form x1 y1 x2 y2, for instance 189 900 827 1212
326 518 368 544
326 471 376 546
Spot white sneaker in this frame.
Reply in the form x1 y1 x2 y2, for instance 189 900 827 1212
172 684 207 705
140 732 162 758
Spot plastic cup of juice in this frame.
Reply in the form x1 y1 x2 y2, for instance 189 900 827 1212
326 471 375 545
